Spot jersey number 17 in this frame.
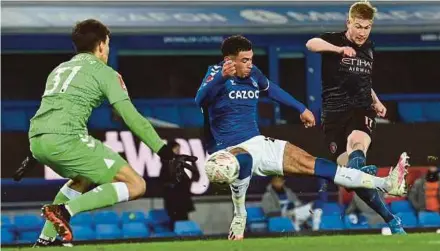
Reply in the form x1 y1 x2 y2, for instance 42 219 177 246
43 66 82 96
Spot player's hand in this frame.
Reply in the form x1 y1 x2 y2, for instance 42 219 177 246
228 215 246 240
157 144 198 183
372 102 387 117
171 154 199 183
13 152 39 181
222 60 236 78
339 46 356 57
300 109 316 128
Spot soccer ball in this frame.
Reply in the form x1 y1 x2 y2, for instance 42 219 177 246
205 150 239 185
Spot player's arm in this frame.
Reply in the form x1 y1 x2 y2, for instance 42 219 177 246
96 68 164 153
256 67 315 127
266 81 307 114
306 33 356 57
255 67 306 113
195 65 227 107
113 100 165 153
371 89 381 104
306 37 342 53
97 67 197 174
371 89 387 117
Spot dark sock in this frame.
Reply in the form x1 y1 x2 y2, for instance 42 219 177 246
355 189 395 222
347 150 366 169
349 150 394 223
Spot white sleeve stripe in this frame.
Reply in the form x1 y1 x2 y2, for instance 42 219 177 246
262 79 270 91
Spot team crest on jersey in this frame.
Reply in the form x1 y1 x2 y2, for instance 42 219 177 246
329 142 338 154
250 77 258 88
206 75 214 83
116 73 127 91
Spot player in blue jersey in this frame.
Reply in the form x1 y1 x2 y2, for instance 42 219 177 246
195 35 409 240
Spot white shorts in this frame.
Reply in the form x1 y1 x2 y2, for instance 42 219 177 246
226 135 287 176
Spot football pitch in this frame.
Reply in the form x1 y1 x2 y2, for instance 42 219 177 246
4 233 439 251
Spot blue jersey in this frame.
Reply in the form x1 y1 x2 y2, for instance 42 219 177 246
195 62 271 154
195 61 306 154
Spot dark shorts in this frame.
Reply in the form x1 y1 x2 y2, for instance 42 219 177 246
322 108 376 161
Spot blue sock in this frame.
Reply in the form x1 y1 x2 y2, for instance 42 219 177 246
314 158 337 180
236 153 253 180
349 150 395 222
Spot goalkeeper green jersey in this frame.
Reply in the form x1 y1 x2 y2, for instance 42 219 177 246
29 53 129 138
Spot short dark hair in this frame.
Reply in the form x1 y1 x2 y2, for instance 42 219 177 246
221 35 252 57
72 19 110 53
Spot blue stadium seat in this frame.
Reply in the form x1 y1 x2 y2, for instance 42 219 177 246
121 211 147 224
122 222 150 239
395 212 418 228
343 214 369 229
152 106 181 125
267 217 295 233
1 229 15 244
398 102 426 123
94 211 120 225
424 102 440 122
70 212 94 227
179 106 204 128
246 207 266 223
320 215 345 230
72 225 96 241
95 224 122 240
322 202 343 216
418 211 440 227
148 209 170 226
390 200 415 214
174 221 203 236
152 224 172 233
18 231 39 244
247 222 268 233
14 214 44 232
1 215 15 231
151 232 176 238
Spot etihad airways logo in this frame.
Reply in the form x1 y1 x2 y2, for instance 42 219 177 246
341 58 373 74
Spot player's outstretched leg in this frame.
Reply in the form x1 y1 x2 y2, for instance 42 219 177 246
345 131 406 234
42 165 145 242
34 179 90 247
281 142 408 195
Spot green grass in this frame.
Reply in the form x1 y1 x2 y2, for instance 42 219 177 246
4 233 440 251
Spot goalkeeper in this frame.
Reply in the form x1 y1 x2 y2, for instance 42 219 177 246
25 19 197 246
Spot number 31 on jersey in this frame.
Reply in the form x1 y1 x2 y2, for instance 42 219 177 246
43 66 82 96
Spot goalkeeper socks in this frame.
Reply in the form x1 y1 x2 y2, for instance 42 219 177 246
40 184 81 240
65 182 129 216
348 150 395 223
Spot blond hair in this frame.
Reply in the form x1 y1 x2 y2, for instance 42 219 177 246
349 1 377 21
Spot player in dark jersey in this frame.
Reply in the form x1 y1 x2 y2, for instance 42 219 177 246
196 35 408 240
306 1 405 234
